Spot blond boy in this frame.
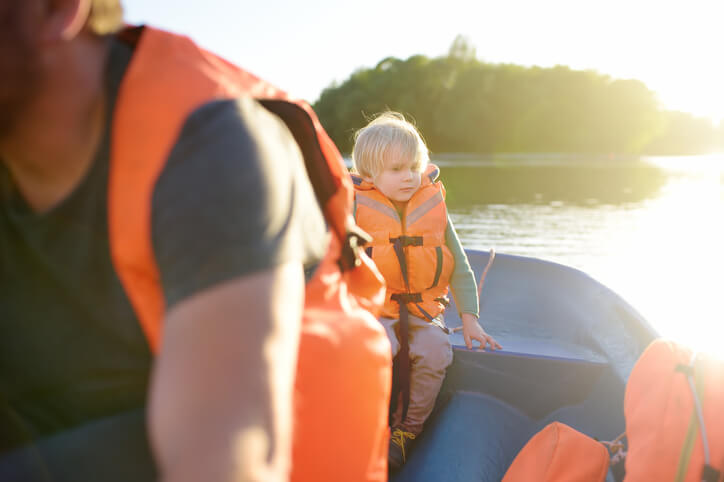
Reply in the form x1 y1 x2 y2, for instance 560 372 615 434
351 112 501 470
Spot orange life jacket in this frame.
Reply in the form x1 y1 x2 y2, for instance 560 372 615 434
624 339 724 482
108 26 391 481
502 422 610 482
353 164 454 322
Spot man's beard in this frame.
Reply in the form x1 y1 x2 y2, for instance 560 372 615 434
0 2 43 139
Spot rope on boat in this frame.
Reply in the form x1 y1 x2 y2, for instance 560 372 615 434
477 247 496 298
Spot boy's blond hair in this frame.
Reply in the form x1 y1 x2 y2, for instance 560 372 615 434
352 112 429 179
87 0 124 35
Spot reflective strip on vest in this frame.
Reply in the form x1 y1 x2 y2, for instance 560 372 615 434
407 190 443 226
356 194 400 222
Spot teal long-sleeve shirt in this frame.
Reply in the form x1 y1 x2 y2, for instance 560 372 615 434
444 214 479 318
353 199 479 318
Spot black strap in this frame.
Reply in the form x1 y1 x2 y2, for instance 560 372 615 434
388 235 423 422
258 99 338 220
427 247 443 289
398 303 411 422
390 292 423 304
389 235 423 247
388 236 414 424
260 100 368 272
392 237 411 289
389 302 411 424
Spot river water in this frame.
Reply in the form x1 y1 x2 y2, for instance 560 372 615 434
438 154 724 356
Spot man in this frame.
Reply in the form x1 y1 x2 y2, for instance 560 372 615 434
0 0 350 480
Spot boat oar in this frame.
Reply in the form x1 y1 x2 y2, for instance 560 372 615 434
452 248 495 333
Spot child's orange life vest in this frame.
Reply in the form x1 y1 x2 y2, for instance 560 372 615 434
353 164 454 322
624 339 724 482
108 26 391 481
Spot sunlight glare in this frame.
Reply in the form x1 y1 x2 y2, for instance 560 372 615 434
619 157 724 358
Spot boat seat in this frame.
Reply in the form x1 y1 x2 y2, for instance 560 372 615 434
392 391 535 482
392 389 623 482
390 340 625 482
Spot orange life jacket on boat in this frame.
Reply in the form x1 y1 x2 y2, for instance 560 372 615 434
108 26 391 481
624 339 724 482
502 422 610 482
353 164 454 321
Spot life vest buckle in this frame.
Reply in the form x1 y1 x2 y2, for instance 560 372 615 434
434 296 450 307
339 225 372 271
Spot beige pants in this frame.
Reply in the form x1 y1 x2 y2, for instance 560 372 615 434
380 314 453 435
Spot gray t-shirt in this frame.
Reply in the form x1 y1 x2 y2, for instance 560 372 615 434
0 36 326 449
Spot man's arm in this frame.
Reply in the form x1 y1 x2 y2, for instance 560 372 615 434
148 263 303 482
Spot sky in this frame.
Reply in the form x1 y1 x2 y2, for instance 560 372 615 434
123 0 724 123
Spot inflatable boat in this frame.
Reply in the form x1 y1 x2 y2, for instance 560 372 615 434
391 249 656 481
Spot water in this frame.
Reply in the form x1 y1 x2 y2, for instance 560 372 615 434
438 154 724 356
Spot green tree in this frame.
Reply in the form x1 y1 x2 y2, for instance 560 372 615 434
447 35 476 62
313 37 715 156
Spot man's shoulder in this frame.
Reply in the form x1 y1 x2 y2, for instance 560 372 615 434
179 96 290 147
157 95 302 187
149 95 324 309
154 95 304 215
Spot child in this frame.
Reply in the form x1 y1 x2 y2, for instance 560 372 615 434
351 112 501 470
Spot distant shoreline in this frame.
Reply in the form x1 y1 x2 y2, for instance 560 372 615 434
343 152 724 169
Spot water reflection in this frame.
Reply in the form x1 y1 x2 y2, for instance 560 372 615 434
438 160 668 208
438 156 724 356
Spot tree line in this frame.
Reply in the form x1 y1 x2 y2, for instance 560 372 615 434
313 37 723 156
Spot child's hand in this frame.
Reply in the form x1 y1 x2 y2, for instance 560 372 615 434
461 313 502 351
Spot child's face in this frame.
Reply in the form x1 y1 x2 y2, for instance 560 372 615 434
366 157 422 208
